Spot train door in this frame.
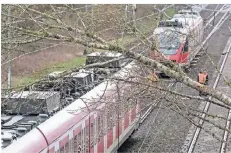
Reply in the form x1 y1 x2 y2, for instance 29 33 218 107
180 37 189 63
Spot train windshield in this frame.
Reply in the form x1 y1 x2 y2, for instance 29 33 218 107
155 32 181 55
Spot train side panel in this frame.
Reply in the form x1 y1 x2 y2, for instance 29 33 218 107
2 62 141 153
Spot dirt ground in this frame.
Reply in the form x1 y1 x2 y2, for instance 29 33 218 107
1 4 165 88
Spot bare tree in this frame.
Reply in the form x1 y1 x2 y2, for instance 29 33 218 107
1 4 231 152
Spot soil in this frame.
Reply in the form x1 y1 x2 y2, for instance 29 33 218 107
1 4 163 87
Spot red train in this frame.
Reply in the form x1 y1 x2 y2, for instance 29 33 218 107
150 10 204 67
3 10 204 153
3 61 141 153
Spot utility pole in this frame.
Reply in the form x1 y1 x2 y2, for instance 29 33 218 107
85 4 88 12
7 6 12 92
125 4 128 20
91 5 94 53
124 4 128 34
132 4 137 32
84 4 94 54
124 4 136 33
213 11 216 26
84 4 89 55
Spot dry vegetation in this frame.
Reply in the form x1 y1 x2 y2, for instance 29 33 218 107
1 4 175 88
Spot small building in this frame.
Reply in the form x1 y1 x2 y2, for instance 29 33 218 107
2 91 60 115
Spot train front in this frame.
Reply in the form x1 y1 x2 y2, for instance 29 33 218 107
149 21 188 78
150 28 188 63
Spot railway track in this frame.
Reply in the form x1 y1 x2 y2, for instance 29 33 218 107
1 5 181 150
118 4 230 153
186 36 231 153
220 38 231 153
128 5 180 123
132 4 228 125
189 5 229 68
181 5 231 153
139 82 177 124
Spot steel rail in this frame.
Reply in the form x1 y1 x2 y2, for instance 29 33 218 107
204 5 226 29
139 82 176 123
220 110 231 153
186 10 231 153
189 7 230 68
133 4 219 125
219 38 231 153
180 5 230 153
204 4 220 21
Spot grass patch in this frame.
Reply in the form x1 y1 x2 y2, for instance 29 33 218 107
11 6 177 88
87 7 176 52
107 7 176 48
108 18 158 48
12 56 86 88
163 7 177 19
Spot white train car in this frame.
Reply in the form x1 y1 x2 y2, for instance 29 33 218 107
2 61 141 153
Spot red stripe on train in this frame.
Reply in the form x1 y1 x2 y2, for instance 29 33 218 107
97 136 104 153
124 112 130 129
116 120 122 139
107 128 113 148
